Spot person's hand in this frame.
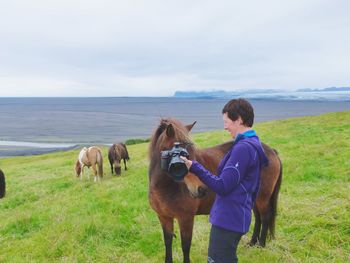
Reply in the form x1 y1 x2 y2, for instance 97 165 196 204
180 156 192 169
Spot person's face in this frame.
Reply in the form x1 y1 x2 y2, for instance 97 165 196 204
223 112 241 138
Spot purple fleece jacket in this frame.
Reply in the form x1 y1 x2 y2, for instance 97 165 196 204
190 131 268 233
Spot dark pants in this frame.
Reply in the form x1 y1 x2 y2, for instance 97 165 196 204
208 225 243 263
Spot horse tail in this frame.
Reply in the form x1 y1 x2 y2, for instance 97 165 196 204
97 150 104 177
0 169 6 198
121 143 130 160
268 155 282 239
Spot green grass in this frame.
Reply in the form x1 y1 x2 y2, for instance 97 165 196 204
125 138 150 145
1 111 350 262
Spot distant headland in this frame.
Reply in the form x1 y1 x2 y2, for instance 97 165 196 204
173 87 350 101
296 87 350 92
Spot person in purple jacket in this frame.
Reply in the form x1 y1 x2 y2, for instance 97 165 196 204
181 98 268 263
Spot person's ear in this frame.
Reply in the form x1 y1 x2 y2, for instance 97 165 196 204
238 116 243 125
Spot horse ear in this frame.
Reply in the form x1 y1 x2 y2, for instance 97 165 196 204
185 121 196 132
166 124 175 138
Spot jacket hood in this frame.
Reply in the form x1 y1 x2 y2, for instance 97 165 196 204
236 131 269 168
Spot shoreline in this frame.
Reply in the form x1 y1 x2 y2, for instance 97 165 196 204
1 109 350 158
0 144 80 158
1 97 349 157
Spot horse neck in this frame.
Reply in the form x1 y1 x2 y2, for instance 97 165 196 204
79 149 87 164
113 147 121 161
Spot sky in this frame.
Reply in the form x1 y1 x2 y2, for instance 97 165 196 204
0 0 349 97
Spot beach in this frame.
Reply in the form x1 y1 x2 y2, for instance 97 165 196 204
0 97 349 157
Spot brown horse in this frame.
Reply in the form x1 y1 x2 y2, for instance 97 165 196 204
0 169 5 198
148 118 282 263
75 146 104 182
108 143 130 175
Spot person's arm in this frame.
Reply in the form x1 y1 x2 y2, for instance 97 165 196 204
189 144 251 196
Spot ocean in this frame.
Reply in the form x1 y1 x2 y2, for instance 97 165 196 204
0 97 349 157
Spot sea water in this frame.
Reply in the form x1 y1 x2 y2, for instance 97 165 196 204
0 97 349 156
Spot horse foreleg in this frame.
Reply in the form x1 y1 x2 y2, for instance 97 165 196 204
249 206 261 246
80 165 85 180
178 216 194 263
110 163 114 174
158 215 174 263
123 158 127 171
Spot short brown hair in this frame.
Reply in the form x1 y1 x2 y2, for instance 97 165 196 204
222 98 254 127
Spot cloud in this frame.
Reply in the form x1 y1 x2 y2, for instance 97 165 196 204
0 0 349 96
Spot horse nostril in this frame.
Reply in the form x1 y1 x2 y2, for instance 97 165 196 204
197 186 207 198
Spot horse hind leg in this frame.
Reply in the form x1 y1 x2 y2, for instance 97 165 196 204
92 164 98 182
259 162 282 247
259 212 270 247
87 168 91 181
178 216 194 263
158 215 175 263
249 206 261 246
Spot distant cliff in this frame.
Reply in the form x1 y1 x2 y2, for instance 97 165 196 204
173 89 277 98
297 87 350 92
174 90 232 98
173 88 350 101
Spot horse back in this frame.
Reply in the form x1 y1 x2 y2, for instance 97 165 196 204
115 143 129 160
199 141 281 194
108 143 129 162
85 146 102 163
195 141 233 173
119 143 130 160
193 140 282 215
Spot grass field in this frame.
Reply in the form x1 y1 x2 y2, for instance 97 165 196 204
0 111 349 262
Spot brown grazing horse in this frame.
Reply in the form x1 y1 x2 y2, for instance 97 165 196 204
148 118 282 263
0 169 5 198
75 146 104 182
108 143 130 175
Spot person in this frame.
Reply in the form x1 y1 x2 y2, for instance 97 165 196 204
180 98 268 263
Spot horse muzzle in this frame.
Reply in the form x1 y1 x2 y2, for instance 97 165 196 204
196 186 207 198
114 166 121 175
188 186 207 199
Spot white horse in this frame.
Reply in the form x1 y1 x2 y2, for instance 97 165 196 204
75 146 103 182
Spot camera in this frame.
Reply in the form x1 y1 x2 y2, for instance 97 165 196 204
161 142 190 182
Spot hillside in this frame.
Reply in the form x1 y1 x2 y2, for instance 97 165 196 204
0 111 349 262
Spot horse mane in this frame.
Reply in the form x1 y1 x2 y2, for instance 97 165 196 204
149 118 193 160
